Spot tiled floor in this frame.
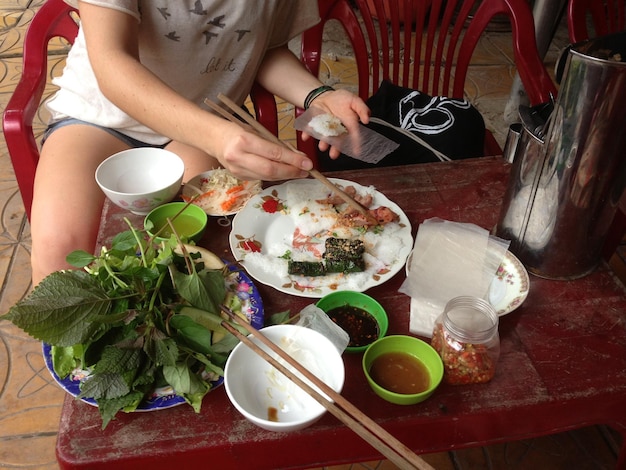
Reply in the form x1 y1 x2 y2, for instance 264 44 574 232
0 2 624 469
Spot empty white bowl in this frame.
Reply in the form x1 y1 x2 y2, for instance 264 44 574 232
224 324 345 432
95 148 184 215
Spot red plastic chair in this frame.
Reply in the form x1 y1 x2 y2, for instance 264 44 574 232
2 0 279 221
297 0 558 160
2 0 79 221
568 0 626 43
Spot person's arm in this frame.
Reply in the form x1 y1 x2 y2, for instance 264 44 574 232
255 46 370 158
77 2 312 180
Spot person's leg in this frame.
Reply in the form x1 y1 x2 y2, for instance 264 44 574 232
165 140 221 182
30 124 130 285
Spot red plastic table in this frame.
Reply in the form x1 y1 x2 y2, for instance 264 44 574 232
56 157 626 469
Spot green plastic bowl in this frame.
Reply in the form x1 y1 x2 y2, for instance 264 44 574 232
316 291 388 353
362 335 443 405
144 202 208 243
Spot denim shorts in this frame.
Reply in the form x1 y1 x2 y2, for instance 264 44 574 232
42 118 169 149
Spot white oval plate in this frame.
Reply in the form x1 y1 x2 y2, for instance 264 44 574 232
229 178 413 298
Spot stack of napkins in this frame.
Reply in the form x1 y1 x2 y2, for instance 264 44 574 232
399 218 510 337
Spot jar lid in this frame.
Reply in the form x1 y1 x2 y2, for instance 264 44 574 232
442 296 498 342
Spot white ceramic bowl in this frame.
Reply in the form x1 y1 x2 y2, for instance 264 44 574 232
95 148 185 215
224 324 345 432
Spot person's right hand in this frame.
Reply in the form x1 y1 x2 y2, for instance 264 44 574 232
215 122 313 181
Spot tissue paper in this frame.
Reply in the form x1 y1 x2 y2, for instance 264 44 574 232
399 218 509 337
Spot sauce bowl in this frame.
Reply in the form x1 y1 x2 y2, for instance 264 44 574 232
316 291 388 353
144 201 208 243
362 335 443 405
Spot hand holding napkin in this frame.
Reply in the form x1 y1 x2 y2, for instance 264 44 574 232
399 218 510 337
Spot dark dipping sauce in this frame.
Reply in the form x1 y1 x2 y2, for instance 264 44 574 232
326 305 379 347
369 352 430 394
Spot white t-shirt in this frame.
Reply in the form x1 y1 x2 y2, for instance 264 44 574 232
46 0 320 144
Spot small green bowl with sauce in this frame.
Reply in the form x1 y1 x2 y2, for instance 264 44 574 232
362 335 444 405
144 201 208 243
316 291 388 353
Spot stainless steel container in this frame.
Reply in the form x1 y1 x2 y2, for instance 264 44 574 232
496 32 626 279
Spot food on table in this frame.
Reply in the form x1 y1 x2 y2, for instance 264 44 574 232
325 304 379 348
173 243 225 270
2 223 257 428
308 113 347 137
317 185 400 228
232 178 412 295
430 323 497 385
368 351 430 394
183 168 261 215
323 237 365 273
287 260 327 276
287 237 366 276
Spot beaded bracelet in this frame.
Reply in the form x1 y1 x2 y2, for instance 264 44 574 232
304 85 335 109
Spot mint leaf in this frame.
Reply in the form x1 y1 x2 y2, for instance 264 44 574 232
66 250 96 268
96 345 142 374
172 268 225 313
267 310 292 326
51 345 79 379
79 372 130 400
97 391 145 429
2 271 112 346
162 363 210 411
111 230 139 251
170 315 213 355
152 337 179 367
79 346 144 400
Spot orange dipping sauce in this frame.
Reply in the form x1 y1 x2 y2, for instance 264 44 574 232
369 352 430 394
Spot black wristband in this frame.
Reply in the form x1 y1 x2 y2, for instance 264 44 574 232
304 85 335 109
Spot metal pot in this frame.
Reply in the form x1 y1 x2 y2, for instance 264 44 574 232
496 32 626 279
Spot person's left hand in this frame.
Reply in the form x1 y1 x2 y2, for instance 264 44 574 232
300 89 370 159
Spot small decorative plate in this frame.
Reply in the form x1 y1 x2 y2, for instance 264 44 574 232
42 265 264 410
406 250 529 316
488 250 530 316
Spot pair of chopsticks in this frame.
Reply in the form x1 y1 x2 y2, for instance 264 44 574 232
204 94 379 226
219 306 433 470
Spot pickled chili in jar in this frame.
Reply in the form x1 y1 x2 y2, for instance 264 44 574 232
431 296 500 385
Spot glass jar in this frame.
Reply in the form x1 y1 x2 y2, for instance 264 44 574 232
431 296 500 385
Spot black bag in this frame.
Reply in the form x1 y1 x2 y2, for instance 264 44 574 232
317 80 486 171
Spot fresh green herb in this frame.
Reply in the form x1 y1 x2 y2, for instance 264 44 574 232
1 218 246 428
267 310 292 326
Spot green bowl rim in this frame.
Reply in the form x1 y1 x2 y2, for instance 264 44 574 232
144 201 208 240
315 290 389 353
362 335 444 400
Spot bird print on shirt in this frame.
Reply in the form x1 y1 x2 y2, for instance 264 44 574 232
203 31 219 44
190 0 207 15
207 15 226 28
159 3 253 47
235 30 251 41
157 7 170 20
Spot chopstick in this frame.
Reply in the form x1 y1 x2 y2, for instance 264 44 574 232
219 306 433 470
206 94 379 226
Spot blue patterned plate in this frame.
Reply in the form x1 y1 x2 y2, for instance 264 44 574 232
42 264 263 411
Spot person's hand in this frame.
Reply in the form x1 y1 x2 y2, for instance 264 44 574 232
216 122 313 180
300 89 371 159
